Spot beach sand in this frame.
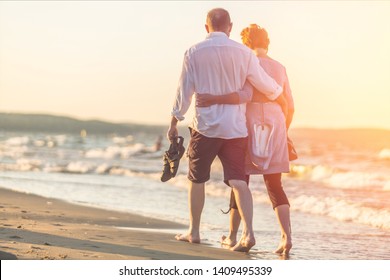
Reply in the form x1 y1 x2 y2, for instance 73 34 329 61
0 187 252 260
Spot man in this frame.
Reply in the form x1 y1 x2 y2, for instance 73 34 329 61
167 8 284 252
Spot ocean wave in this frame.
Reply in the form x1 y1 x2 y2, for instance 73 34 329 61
2 135 68 149
112 135 134 145
384 181 390 191
33 138 57 148
3 136 30 146
0 156 164 178
43 165 66 173
291 195 390 230
0 158 42 172
324 171 387 190
289 164 388 191
0 145 29 158
164 173 190 191
85 143 146 159
66 161 94 174
95 163 112 174
378 148 390 160
289 164 338 181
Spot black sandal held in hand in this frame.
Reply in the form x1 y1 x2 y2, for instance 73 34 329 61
161 136 185 182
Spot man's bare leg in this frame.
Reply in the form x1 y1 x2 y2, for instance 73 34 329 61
175 182 205 243
228 180 255 252
273 204 292 255
221 208 241 248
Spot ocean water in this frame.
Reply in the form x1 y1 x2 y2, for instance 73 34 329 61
0 126 389 260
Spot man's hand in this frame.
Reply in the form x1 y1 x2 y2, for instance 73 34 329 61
167 117 179 142
167 126 178 142
196 93 215 107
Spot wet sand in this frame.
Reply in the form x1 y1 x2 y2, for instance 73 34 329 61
0 187 252 260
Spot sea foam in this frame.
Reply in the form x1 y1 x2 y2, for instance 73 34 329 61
291 195 390 230
378 148 390 160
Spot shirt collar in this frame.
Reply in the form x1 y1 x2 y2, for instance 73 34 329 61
206 32 229 39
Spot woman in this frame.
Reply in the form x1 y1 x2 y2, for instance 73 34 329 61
197 24 294 255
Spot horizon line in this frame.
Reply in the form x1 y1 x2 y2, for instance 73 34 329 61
1 111 390 132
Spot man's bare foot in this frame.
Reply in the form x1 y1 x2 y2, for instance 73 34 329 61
175 233 200 244
230 237 255 252
274 239 292 255
220 235 237 248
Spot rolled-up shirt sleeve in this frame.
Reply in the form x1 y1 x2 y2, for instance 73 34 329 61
171 51 194 121
246 52 283 100
236 80 253 103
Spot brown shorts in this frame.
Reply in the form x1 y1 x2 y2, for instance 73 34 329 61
187 128 247 185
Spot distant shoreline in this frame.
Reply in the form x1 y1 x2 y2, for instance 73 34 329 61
1 112 389 135
0 112 165 135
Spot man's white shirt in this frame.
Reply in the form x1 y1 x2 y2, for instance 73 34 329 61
171 32 282 139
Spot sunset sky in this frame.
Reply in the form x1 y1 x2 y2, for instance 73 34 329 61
1 1 389 129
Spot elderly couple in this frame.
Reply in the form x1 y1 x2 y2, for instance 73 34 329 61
167 8 294 255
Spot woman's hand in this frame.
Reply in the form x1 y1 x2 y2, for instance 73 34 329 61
196 93 216 107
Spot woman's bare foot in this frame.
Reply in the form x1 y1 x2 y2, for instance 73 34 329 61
273 204 292 255
230 236 256 252
220 235 237 248
274 239 292 255
175 233 200 244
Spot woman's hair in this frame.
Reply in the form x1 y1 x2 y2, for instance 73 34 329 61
240 24 270 50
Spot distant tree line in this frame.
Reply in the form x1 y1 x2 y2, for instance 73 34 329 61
0 113 166 135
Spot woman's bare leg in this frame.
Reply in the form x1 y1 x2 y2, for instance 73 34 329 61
221 208 241 248
273 204 292 255
229 180 256 252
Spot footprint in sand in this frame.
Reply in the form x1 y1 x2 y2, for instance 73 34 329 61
9 235 22 239
81 242 100 248
59 254 68 259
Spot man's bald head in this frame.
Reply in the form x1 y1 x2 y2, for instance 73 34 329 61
206 8 232 34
